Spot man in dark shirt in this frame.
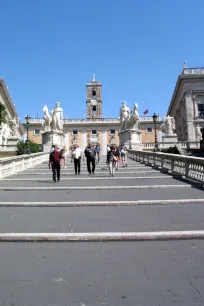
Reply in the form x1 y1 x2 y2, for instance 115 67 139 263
49 145 62 182
84 143 96 175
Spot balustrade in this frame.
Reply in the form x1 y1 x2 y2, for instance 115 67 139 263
128 150 204 182
0 152 49 178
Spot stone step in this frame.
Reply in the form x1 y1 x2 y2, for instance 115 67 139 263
0 204 204 233
0 178 192 187
0 187 203 202
0 241 203 305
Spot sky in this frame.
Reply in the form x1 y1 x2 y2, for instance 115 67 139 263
0 0 204 121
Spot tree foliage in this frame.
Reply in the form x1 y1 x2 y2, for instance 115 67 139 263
16 140 41 155
0 103 7 125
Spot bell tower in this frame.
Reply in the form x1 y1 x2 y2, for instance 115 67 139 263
86 74 102 118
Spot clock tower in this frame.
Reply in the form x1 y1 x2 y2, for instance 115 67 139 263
86 74 102 118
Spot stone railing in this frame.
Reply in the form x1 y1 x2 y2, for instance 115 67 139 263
0 152 49 178
28 119 45 124
128 150 204 182
63 118 120 124
142 141 200 150
183 67 204 75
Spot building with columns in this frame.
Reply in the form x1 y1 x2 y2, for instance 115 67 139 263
27 75 161 153
167 64 204 141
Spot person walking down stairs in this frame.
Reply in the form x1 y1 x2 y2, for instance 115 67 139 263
107 146 118 177
121 145 128 167
95 144 100 163
84 143 96 175
49 145 63 182
72 145 82 175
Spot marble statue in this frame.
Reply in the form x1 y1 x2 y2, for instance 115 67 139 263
50 102 63 132
129 103 140 130
195 125 202 141
0 123 10 146
42 102 63 132
161 115 176 135
120 101 131 131
9 117 19 137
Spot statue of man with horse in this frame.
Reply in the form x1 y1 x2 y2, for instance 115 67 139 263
43 102 63 132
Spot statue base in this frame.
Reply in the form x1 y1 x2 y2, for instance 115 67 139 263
162 134 178 143
119 129 142 150
6 137 20 150
42 131 64 152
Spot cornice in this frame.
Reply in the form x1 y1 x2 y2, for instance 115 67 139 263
0 79 24 135
167 74 204 115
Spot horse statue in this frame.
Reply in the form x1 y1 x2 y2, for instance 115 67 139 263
43 105 52 131
43 102 63 132
130 103 140 130
160 116 176 135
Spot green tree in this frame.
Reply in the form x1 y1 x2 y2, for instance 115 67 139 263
16 140 41 155
0 103 7 125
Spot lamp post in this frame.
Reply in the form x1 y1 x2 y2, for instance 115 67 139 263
25 114 31 154
152 113 158 151
129 130 132 149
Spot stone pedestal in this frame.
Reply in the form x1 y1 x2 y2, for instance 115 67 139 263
162 134 178 143
42 131 64 152
119 129 142 150
200 140 204 151
6 137 20 151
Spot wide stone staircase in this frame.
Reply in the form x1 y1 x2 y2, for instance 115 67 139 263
0 156 204 305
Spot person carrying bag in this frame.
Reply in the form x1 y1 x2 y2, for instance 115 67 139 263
107 146 117 177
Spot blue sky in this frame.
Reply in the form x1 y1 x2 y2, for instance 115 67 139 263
0 0 204 121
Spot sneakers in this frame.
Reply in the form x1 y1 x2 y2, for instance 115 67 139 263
92 172 95 175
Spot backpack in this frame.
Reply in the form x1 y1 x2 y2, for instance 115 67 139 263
121 148 125 155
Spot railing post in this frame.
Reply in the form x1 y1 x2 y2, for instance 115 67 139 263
161 155 164 169
185 158 190 178
171 156 174 173
0 162 2 179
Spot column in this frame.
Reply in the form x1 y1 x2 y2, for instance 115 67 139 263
64 130 69 149
82 131 87 151
102 130 107 155
184 91 195 141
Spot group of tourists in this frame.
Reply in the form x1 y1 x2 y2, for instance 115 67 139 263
107 144 128 177
49 143 127 182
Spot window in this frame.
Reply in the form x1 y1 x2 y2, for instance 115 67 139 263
72 130 78 135
34 129 40 135
110 129 115 134
146 128 153 133
92 89 96 99
92 130 97 135
198 104 204 117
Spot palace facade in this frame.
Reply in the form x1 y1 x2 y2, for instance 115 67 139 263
26 75 161 154
167 64 204 141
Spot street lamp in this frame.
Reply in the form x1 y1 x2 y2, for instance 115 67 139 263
129 130 132 149
25 114 31 154
152 113 158 151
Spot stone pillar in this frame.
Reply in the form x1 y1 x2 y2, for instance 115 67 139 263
64 130 69 149
102 130 107 155
82 131 87 151
184 91 195 141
